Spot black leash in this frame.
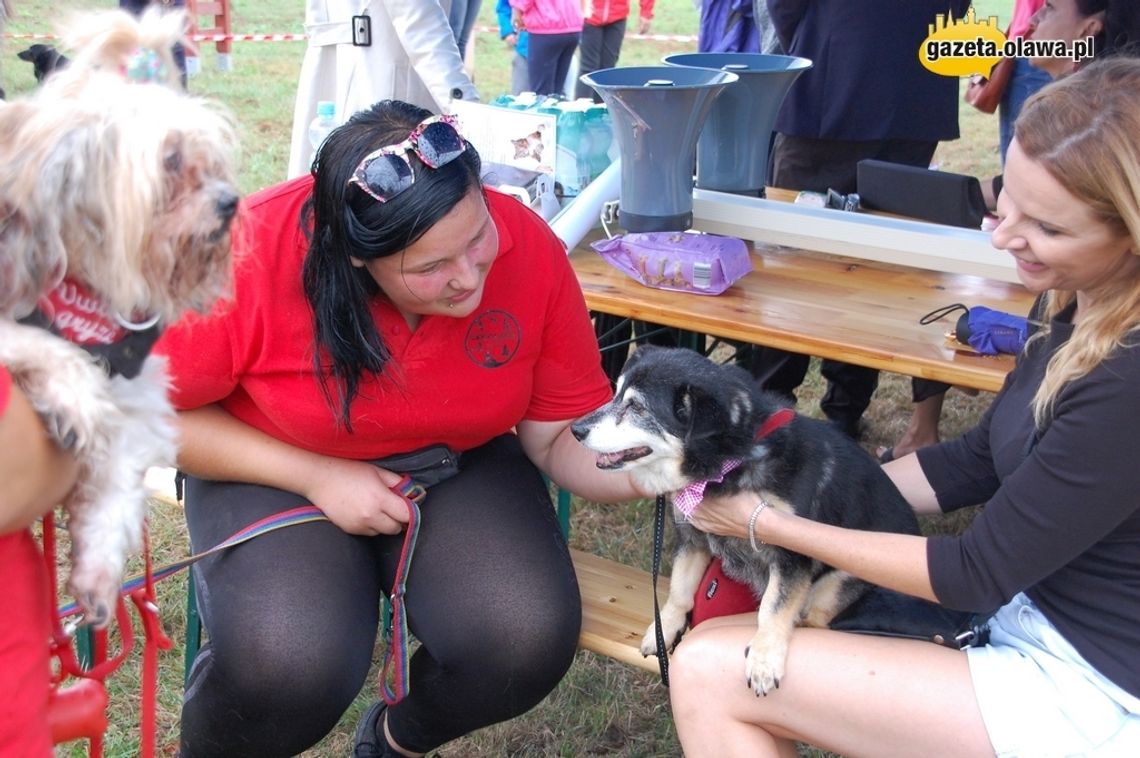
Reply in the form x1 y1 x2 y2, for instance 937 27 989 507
651 494 669 686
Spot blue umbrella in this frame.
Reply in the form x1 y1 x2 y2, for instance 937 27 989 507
921 303 1029 356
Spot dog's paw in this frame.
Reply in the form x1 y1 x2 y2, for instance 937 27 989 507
68 560 123 629
744 628 790 696
639 605 689 657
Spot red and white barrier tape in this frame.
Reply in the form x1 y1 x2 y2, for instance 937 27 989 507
191 33 307 42
4 27 697 44
1 32 306 41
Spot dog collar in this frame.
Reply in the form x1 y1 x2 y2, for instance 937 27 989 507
19 277 162 379
672 407 797 519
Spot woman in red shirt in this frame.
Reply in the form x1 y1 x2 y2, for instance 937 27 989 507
158 100 645 757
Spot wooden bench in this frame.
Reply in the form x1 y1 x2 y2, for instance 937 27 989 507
572 549 664 673
144 469 666 675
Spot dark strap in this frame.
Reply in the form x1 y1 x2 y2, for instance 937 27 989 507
919 302 969 326
650 408 797 686
651 494 670 686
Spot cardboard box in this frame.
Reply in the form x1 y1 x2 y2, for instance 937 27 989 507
449 98 614 198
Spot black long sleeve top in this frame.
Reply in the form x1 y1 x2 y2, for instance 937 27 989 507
919 302 1140 700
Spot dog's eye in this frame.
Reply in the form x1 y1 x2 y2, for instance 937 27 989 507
164 151 183 174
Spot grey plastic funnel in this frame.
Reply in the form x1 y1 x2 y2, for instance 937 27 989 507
580 66 737 232
663 53 812 194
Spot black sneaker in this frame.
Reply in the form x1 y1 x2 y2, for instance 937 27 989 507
353 701 391 757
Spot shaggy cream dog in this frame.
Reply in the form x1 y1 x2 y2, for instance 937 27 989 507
0 9 239 626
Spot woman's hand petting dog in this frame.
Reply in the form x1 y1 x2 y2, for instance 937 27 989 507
302 459 412 536
688 490 770 543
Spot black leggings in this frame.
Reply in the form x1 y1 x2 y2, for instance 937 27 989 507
179 435 581 756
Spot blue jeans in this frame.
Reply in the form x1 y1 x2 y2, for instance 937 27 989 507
448 0 484 59
999 58 1051 165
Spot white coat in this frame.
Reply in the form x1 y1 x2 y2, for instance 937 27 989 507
287 0 480 179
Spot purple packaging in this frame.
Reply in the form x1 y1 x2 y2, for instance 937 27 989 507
591 231 752 295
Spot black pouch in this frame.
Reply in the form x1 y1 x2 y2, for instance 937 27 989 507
830 585 991 649
371 444 461 488
856 159 988 230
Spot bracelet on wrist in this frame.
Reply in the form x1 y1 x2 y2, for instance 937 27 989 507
748 498 768 552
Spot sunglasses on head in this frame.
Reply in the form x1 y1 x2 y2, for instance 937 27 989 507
348 114 467 203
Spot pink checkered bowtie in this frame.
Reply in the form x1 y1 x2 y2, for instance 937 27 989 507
673 458 743 519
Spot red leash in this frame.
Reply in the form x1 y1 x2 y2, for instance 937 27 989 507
42 513 170 757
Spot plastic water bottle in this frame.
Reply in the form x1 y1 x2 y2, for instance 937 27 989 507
553 104 584 197
308 101 338 151
584 105 613 182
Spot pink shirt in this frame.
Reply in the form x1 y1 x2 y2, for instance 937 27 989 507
1010 0 1045 39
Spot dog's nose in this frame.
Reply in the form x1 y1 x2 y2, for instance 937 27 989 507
570 421 588 442
216 189 239 220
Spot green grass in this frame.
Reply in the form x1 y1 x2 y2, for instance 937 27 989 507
5 0 1010 755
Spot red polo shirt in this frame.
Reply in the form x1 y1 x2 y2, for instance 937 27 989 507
156 179 612 459
0 364 54 757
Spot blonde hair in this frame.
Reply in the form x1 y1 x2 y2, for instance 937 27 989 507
1014 57 1140 427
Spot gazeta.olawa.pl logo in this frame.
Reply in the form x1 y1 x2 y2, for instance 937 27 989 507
919 8 1094 78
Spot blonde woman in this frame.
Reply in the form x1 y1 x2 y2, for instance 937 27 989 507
668 57 1140 758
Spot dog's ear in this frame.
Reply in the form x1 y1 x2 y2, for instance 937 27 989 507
676 380 758 453
673 382 732 435
622 344 663 375
0 200 61 317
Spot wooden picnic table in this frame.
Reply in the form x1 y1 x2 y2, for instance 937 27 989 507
570 236 1033 394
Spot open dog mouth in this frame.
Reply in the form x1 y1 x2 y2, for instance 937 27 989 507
594 447 652 469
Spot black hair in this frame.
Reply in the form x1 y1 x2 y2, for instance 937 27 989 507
301 100 483 428
1076 0 1140 59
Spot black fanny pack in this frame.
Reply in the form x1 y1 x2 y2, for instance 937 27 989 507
830 586 992 649
372 444 461 488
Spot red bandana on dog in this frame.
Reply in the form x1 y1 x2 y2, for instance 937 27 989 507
672 407 797 519
21 278 161 379
36 278 130 346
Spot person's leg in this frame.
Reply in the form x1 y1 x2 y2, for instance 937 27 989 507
573 19 626 103
574 23 604 100
510 51 528 96
526 34 564 96
770 133 874 195
598 19 627 69
735 344 810 407
551 32 581 101
180 478 385 757
669 618 994 758
447 0 482 59
366 435 581 754
819 360 879 438
459 0 483 61
878 381 947 462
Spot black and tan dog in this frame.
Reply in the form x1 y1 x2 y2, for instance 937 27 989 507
571 346 922 695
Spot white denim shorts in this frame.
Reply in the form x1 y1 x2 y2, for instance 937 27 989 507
967 592 1140 757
